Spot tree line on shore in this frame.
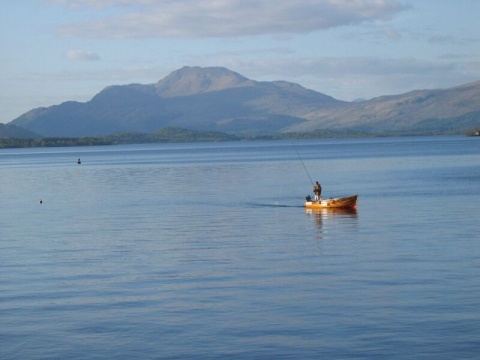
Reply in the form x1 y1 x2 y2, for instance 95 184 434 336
1 126 477 149
0 127 366 148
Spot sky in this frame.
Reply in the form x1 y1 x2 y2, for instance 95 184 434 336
1 0 480 123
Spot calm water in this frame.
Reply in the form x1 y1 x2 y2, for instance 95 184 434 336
1 136 480 359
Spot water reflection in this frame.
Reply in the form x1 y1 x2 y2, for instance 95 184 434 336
306 208 358 239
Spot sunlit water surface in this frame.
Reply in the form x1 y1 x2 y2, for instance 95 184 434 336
1 136 480 359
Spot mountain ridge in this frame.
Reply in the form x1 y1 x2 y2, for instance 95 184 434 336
8 66 480 137
155 66 254 97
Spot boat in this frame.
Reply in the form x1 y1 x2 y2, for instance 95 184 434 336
293 146 359 210
304 195 358 210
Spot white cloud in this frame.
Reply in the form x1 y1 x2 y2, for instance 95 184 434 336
65 50 100 61
49 0 157 7
428 35 458 44
384 30 402 41
210 56 472 100
207 56 454 79
55 0 411 38
429 35 480 45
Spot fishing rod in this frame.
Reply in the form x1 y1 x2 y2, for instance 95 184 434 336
294 145 314 186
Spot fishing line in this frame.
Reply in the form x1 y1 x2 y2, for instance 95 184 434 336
293 145 314 186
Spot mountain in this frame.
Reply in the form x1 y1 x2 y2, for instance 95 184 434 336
0 123 41 139
8 66 344 137
286 80 480 134
155 66 254 97
9 66 480 137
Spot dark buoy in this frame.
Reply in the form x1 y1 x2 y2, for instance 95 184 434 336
40 200 43 204
77 158 81 164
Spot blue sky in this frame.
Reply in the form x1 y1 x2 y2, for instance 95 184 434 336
1 0 479 123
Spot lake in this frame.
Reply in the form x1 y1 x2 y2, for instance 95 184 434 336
1 136 480 359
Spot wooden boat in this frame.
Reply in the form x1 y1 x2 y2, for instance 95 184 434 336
304 195 358 210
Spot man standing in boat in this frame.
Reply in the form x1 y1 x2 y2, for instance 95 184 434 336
313 181 322 201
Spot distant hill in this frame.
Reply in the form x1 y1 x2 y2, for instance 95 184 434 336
0 123 41 139
0 127 241 149
286 80 480 134
8 66 480 137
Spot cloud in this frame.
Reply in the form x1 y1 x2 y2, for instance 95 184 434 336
438 53 471 60
384 30 402 41
209 56 453 79
49 0 157 7
65 50 100 61
55 0 411 38
429 35 480 45
428 35 458 44
211 56 470 100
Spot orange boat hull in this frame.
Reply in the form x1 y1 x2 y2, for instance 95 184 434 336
304 195 358 210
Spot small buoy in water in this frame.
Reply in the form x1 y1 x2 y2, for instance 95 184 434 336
40 200 43 204
77 158 81 164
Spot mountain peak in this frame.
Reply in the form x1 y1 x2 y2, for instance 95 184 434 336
155 66 253 97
